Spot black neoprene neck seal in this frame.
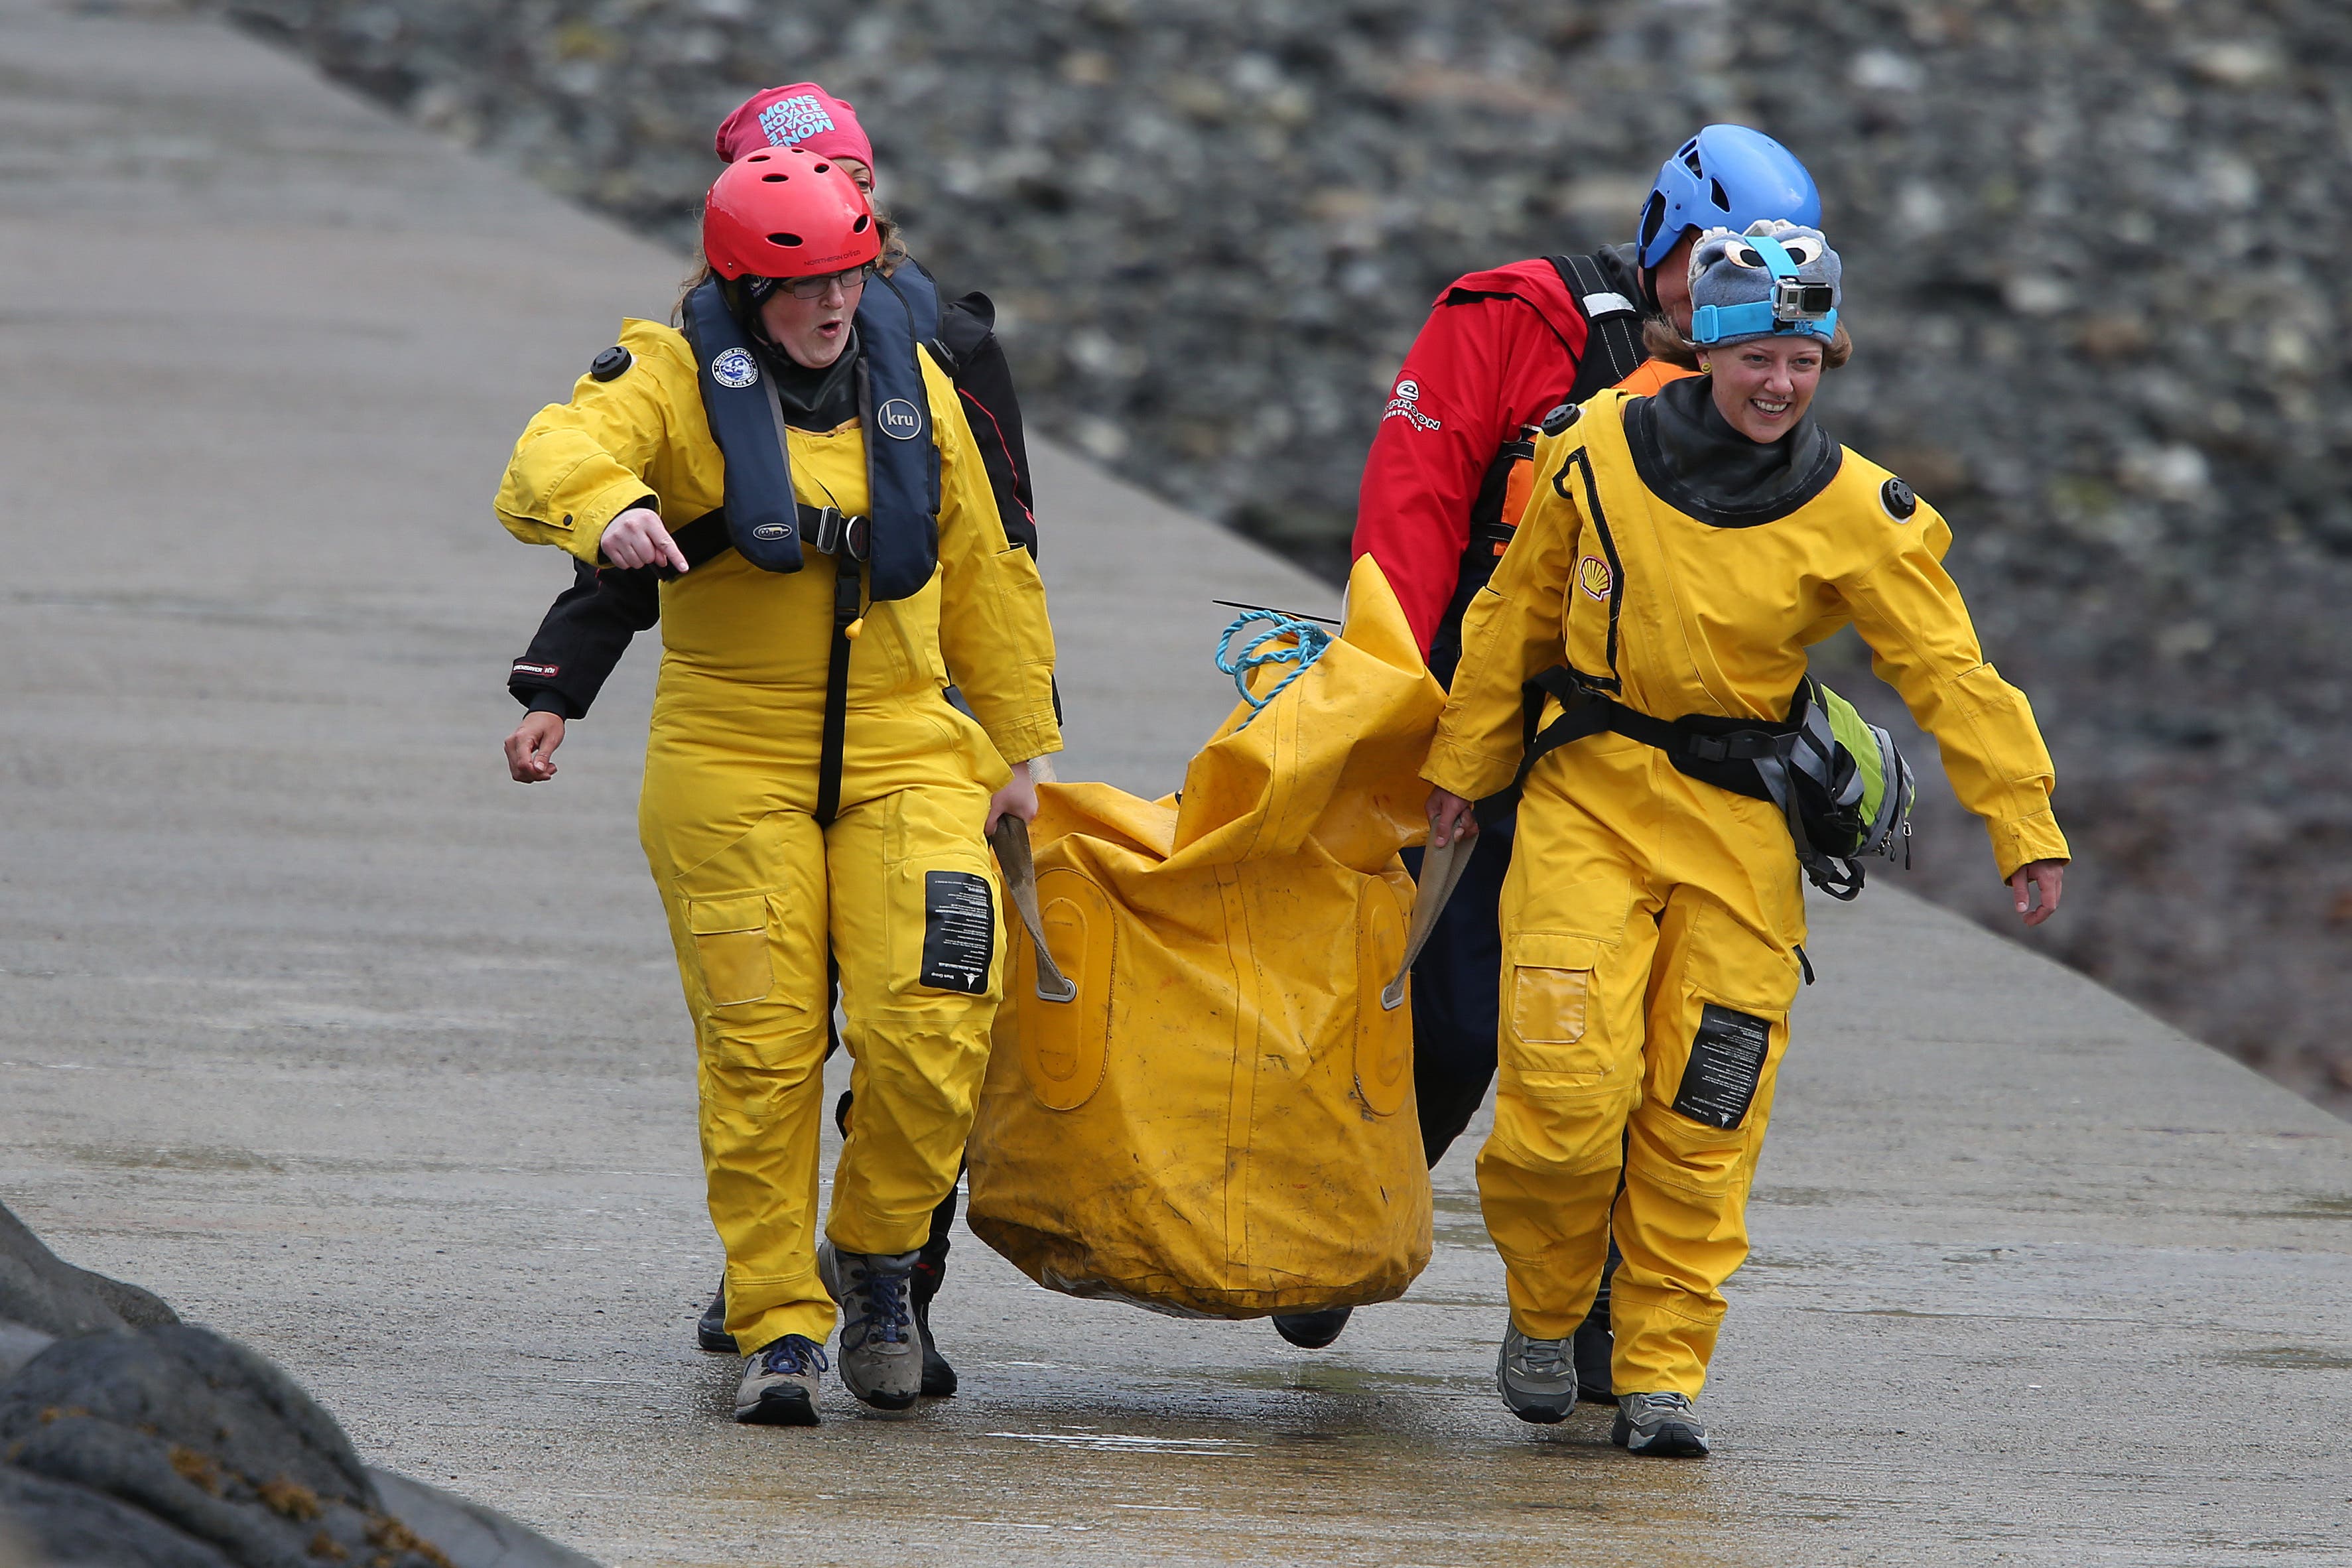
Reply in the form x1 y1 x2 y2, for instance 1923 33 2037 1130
1625 375 1841 529
762 330 860 426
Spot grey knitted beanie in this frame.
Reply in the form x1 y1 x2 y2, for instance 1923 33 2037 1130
1687 220 1841 348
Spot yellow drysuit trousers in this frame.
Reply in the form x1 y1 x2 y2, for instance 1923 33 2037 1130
1480 731 1805 1401
641 675 1006 1357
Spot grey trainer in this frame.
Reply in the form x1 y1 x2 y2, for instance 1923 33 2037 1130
734 1333 828 1426
1611 1390 1711 1456
1496 1323 1579 1425
817 1241 923 1413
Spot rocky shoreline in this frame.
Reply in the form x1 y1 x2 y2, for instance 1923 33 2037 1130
199 0 2351 1111
0 1203 596 1567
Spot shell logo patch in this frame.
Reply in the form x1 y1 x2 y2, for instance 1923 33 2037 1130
1577 555 1612 600
710 348 759 389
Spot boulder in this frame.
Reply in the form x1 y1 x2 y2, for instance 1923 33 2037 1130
368 1472 601 1568
0 1326 52 1386
0 1469 231 1568
0 1325 444 1567
0 1205 177 1340
0 1323 602 1567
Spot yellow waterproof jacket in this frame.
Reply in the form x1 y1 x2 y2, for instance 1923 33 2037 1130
493 318 1060 765
1425 390 2067 880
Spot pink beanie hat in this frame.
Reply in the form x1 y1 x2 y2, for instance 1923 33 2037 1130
713 82 875 169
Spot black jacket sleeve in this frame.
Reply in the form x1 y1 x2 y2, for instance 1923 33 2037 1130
937 292 1038 558
507 558 662 719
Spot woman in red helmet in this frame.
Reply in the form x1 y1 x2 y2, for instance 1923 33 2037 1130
499 84 1043 1404
493 149 1061 1427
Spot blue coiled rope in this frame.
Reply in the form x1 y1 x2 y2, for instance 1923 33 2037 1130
1215 609 1333 728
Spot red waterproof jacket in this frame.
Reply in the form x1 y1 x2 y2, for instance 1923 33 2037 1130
1352 254 1690 657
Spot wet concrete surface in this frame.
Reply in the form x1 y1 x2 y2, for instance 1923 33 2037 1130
2 3 2350 1563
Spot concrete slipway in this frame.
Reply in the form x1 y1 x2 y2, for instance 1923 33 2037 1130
0 4 2347 1563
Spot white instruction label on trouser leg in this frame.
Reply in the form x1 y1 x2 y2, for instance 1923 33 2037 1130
919 871 995 995
1671 1004 1772 1130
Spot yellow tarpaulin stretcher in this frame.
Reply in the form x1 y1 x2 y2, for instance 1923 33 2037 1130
968 557 1446 1317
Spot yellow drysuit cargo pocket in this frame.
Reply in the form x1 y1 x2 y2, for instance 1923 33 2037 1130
1504 934 1612 1092
1640 993 1787 1198
1510 934 1602 1043
688 896 772 1008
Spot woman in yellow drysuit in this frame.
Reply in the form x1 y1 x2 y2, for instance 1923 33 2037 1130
493 149 1059 1426
1423 223 2067 1457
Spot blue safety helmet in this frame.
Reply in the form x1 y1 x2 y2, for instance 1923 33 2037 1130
1636 125 1821 271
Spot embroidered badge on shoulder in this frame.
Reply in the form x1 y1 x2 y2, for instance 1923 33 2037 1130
1381 378 1442 431
1577 555 1612 600
1880 477 1918 522
710 348 759 390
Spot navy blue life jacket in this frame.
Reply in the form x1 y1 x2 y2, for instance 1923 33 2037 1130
679 265 946 602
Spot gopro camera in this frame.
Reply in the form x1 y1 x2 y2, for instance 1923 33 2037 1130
1773 277 1836 322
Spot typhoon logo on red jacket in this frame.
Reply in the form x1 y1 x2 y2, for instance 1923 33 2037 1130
1382 377 1442 432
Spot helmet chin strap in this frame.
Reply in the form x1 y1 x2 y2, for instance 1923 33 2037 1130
718 274 767 336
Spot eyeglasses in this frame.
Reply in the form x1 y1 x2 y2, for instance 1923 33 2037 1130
750 261 880 302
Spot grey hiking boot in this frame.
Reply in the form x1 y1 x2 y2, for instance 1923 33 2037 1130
817 1241 923 1414
1497 1323 1579 1425
1610 1391 1711 1457
734 1334 828 1426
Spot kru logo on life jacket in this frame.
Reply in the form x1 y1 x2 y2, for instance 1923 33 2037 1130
1577 555 1612 600
710 348 759 389
681 266 947 600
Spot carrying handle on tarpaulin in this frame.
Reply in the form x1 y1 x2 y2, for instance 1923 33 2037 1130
990 817 1078 1004
1380 831 1474 1011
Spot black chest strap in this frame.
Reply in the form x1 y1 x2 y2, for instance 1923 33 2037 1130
1510 667 1783 800
669 505 870 571
1549 252 1648 402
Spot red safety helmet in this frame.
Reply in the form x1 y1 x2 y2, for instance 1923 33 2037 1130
701 147 880 281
